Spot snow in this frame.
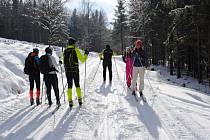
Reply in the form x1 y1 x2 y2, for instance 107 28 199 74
0 38 210 140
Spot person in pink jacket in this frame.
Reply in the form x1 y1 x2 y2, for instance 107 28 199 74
122 47 134 88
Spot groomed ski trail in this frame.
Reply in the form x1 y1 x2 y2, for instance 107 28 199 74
0 55 210 140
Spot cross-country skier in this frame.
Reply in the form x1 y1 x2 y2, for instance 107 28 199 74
40 47 61 107
131 40 149 101
99 45 113 84
24 48 40 106
61 37 89 108
122 46 133 88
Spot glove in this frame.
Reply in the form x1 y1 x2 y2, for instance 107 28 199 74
84 49 89 55
59 60 62 64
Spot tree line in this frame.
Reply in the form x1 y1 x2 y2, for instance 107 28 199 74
0 0 110 51
0 0 210 86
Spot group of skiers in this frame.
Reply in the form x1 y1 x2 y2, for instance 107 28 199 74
24 37 148 108
24 37 89 108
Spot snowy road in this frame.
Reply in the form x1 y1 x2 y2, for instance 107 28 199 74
0 40 210 140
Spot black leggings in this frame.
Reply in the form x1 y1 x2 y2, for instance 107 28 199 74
44 74 60 104
103 63 112 82
29 74 40 91
66 72 80 88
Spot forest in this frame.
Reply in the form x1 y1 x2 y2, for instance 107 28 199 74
0 0 209 86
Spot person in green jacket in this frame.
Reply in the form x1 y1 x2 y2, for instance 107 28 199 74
61 37 89 108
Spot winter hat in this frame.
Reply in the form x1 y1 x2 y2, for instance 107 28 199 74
45 46 53 54
33 48 39 53
68 37 77 45
106 45 110 49
135 40 143 48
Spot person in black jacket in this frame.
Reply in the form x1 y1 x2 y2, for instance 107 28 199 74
131 40 149 100
99 45 113 84
41 47 61 107
24 48 40 106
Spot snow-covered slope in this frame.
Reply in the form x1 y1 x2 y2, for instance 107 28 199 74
0 38 50 99
0 38 210 140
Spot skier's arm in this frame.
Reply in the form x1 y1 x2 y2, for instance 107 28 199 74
99 51 104 60
75 48 88 63
110 51 115 60
34 56 40 65
143 50 149 68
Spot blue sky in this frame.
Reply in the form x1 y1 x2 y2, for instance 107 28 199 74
66 0 118 23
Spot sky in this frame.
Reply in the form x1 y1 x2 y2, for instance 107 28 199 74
66 0 118 23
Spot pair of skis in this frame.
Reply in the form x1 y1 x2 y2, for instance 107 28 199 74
51 105 61 114
51 104 82 115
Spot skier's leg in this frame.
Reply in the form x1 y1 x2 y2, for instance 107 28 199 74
52 74 60 106
45 75 52 106
34 74 41 105
66 72 73 106
139 67 145 92
108 63 112 83
74 72 82 105
34 74 40 100
127 59 132 87
29 75 34 105
130 67 138 94
103 64 107 82
29 75 34 98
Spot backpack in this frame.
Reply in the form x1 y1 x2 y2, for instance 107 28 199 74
24 53 38 75
64 48 79 72
39 55 53 74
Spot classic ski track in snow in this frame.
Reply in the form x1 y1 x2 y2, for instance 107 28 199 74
0 48 210 140
155 90 210 140
144 71 210 140
115 60 172 140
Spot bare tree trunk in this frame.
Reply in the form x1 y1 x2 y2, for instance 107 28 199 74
177 44 181 78
208 25 210 87
170 46 173 75
120 16 124 55
197 25 202 83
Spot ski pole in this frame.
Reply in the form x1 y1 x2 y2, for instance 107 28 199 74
113 56 121 81
91 60 101 83
59 82 68 101
59 62 65 103
84 59 87 102
113 56 130 96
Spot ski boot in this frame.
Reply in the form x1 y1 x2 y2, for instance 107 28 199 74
109 80 112 84
56 101 61 108
69 101 73 108
36 98 40 106
30 98 34 106
132 90 136 96
78 98 82 106
139 91 147 102
48 100 52 107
